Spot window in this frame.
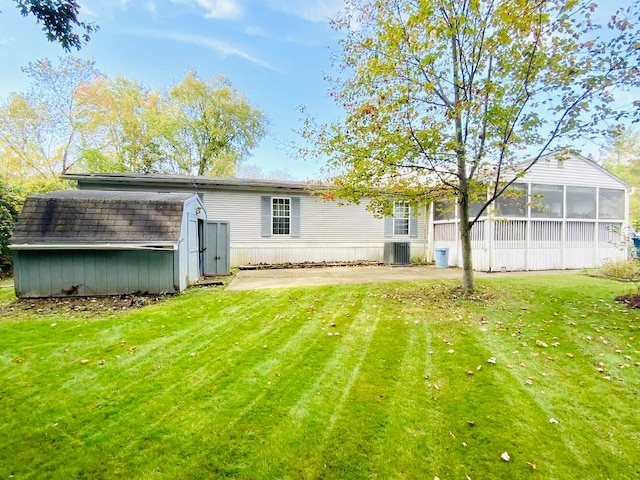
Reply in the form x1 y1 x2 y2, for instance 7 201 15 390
393 202 410 235
272 197 290 235
261 196 300 238
599 188 624 219
531 184 563 218
495 183 527 217
566 186 596 218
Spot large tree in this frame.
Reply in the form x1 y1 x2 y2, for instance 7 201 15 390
0 57 102 185
13 0 98 50
304 0 640 293
167 71 268 176
0 59 269 181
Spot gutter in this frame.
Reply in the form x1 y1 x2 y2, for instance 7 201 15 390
9 243 178 251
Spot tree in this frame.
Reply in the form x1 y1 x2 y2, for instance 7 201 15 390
601 128 640 228
13 0 98 51
0 57 103 184
304 0 640 293
77 76 171 173
167 71 268 176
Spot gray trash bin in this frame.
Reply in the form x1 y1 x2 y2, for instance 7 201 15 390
435 247 449 268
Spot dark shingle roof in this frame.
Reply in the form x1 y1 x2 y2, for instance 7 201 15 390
10 190 195 245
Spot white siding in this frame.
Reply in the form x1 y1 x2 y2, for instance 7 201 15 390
201 190 430 266
519 154 625 189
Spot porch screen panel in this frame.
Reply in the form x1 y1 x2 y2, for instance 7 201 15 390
566 187 596 219
598 222 623 247
495 183 527 217
565 221 595 247
599 189 625 219
471 221 485 242
531 184 563 218
493 220 526 249
434 222 456 242
530 221 562 248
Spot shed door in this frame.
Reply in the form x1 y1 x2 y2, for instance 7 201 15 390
204 221 230 276
188 214 201 282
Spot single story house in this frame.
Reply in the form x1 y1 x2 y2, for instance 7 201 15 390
63 151 632 272
9 190 223 298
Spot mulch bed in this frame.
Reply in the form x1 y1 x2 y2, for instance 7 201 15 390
615 293 640 309
1 294 170 317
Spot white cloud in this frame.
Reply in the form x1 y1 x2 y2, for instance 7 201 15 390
267 0 345 23
245 25 271 38
171 0 242 19
132 29 281 72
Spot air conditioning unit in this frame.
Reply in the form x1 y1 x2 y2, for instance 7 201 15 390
383 242 411 265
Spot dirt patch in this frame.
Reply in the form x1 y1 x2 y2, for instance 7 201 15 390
1 294 171 318
615 294 640 309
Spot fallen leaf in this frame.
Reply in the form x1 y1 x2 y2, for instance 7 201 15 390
448 349 455 354
527 462 537 470
51 323 57 327
536 340 548 348
466 370 474 375
501 452 511 462
98 359 105 365
487 357 497 364
80 359 89 364
263 345 268 349
567 353 575 358
525 379 533 385
434 384 440 391
549 418 559 424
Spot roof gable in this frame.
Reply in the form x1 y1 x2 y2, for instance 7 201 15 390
10 190 195 245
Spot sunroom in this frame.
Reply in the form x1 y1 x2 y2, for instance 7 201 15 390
431 153 631 271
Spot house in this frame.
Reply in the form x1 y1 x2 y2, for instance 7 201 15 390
9 190 223 298
63 151 632 273
63 174 430 267
432 152 632 271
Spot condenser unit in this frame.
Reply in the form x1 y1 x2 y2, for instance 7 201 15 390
383 242 410 265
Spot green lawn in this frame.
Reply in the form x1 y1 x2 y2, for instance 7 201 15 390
1 275 639 479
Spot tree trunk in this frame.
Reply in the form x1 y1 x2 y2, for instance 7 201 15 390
451 33 475 294
458 188 475 294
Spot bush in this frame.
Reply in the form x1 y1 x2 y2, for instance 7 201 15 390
0 183 23 278
597 259 640 281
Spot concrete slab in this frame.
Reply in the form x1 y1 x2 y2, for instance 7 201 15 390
225 265 578 291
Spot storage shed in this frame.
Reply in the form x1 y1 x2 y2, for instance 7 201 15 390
9 190 210 298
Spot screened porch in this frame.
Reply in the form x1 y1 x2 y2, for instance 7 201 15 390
432 183 629 271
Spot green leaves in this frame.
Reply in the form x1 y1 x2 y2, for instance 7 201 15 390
303 0 640 292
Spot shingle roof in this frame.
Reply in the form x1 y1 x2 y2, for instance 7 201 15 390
63 172 329 193
10 190 195 245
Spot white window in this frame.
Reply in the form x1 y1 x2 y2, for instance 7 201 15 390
272 197 290 235
393 202 410 235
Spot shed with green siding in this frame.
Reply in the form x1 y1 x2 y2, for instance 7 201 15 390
9 190 207 298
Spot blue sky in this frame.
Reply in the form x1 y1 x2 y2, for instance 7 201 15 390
0 0 346 180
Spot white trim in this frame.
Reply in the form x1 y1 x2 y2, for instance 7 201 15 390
10 243 178 251
271 196 292 236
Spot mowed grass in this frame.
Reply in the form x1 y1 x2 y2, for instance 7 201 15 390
1 275 639 479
